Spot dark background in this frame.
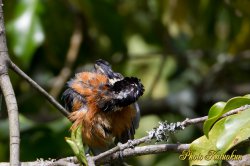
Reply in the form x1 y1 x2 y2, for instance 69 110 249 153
1 0 250 165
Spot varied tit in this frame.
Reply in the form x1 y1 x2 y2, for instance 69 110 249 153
62 59 144 151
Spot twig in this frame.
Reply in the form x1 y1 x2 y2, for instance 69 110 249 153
1 150 248 166
180 104 250 127
0 157 80 166
224 154 250 166
86 155 95 166
0 65 20 166
93 136 150 163
9 61 70 117
49 19 83 98
0 1 20 165
96 144 190 165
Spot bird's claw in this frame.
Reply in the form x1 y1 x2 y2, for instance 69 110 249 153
117 142 124 160
127 140 134 148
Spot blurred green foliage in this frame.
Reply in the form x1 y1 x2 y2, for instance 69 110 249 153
1 0 250 165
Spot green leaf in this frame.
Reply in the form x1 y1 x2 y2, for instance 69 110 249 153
190 108 250 165
216 108 250 152
203 95 250 137
75 125 84 151
6 0 44 68
66 126 87 165
65 137 80 155
203 102 226 138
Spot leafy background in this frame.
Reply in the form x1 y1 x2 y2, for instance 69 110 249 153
1 0 250 165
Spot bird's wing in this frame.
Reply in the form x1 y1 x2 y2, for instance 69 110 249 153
61 87 87 112
132 102 141 130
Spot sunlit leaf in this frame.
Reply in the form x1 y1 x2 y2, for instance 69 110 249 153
203 102 226 137
203 95 250 137
75 125 84 151
6 0 44 68
65 137 80 155
190 108 250 165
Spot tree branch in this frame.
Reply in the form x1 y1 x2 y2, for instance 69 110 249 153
0 105 249 165
86 155 95 166
92 104 250 164
96 144 190 165
224 154 250 166
1 147 249 166
0 157 80 166
9 60 70 117
0 1 20 165
180 104 250 127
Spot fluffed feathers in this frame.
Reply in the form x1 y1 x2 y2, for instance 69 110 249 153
62 59 144 148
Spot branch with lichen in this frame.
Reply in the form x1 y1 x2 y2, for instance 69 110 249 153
0 105 248 166
90 104 249 165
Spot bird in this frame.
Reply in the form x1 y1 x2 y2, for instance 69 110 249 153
62 59 144 153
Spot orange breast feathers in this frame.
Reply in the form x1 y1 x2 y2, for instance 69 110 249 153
63 72 139 148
